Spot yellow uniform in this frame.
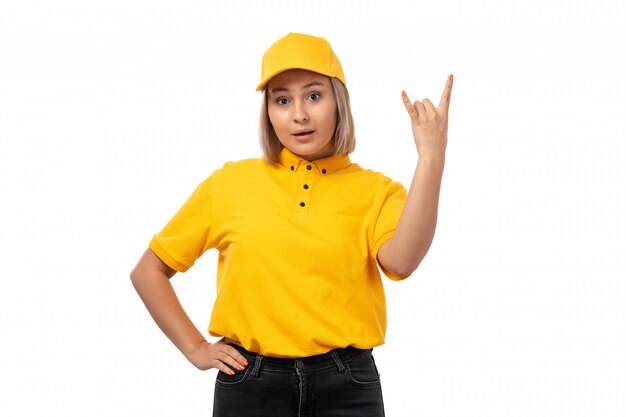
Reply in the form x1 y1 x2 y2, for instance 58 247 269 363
149 148 407 357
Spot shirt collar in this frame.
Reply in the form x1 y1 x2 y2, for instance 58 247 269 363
277 147 352 175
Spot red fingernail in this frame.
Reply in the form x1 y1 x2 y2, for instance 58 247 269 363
401 90 407 97
242 359 248 366
229 369 235 375
448 74 453 82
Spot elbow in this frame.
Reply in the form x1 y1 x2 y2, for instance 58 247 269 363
130 265 142 288
391 247 431 279
388 263 418 280
384 253 426 280
130 268 138 286
130 267 151 295
398 267 416 280
378 242 421 280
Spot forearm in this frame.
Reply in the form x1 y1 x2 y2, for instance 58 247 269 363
131 269 206 360
385 73 452 277
380 155 445 277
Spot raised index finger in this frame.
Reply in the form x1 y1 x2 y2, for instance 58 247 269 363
438 74 453 112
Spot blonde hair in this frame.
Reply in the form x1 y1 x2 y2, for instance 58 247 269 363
259 77 356 164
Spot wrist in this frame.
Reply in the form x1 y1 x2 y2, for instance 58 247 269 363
184 339 210 361
417 153 446 169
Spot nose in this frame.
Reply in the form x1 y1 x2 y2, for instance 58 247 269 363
292 99 308 123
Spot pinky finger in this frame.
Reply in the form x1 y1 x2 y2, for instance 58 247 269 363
216 361 236 375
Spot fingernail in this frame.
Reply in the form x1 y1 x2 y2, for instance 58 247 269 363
228 369 235 375
401 90 407 97
242 359 248 366
238 364 245 370
448 74 453 82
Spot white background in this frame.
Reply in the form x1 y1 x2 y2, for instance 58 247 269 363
1 1 625 416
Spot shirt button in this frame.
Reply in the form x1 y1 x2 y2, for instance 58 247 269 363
295 360 304 369
290 166 294 171
303 184 309 189
300 202 305 207
306 165 312 170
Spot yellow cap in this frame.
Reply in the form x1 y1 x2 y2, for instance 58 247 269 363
256 33 346 91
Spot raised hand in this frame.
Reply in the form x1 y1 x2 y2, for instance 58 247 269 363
401 75 453 160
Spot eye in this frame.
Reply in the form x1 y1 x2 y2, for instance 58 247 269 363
308 92 321 101
275 97 289 105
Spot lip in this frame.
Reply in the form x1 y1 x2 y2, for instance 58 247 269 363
292 129 315 140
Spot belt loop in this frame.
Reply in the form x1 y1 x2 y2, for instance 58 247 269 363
330 350 346 374
250 353 263 377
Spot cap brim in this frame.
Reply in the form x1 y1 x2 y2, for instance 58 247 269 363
256 66 345 91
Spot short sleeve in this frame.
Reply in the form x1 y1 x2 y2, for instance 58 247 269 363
370 180 407 280
149 174 215 272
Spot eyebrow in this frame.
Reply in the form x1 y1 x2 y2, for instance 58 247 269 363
269 81 325 94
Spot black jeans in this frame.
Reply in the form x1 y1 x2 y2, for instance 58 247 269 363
213 344 385 417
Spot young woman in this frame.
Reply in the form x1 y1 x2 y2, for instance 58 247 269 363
131 32 452 416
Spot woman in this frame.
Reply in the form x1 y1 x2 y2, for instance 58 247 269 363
130 32 452 416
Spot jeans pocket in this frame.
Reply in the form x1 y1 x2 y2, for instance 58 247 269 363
346 350 381 387
215 365 252 387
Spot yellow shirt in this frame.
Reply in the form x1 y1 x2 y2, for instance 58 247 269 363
149 148 407 357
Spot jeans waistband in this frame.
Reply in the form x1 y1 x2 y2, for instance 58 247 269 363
230 344 373 375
